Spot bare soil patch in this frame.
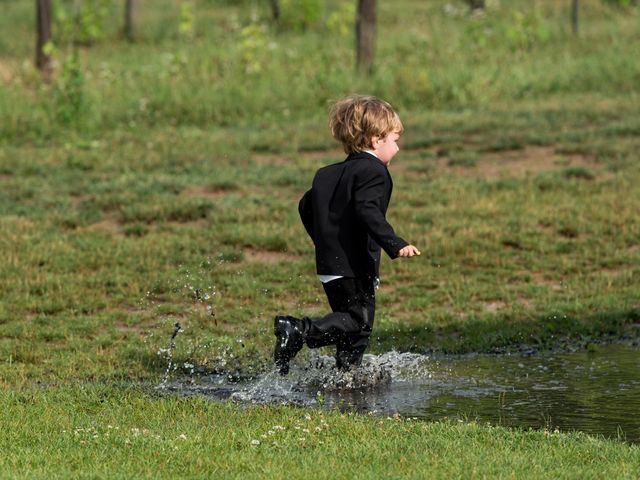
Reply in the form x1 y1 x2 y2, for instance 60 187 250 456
525 271 567 292
0 59 15 84
182 185 234 199
438 146 601 179
394 145 606 180
483 300 507 313
242 248 299 264
84 213 120 234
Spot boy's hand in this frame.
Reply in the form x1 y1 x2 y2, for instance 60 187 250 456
398 245 421 257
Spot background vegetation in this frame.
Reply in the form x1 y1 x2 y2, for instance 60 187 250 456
1 0 639 476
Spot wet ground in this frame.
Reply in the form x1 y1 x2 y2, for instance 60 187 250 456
159 344 640 443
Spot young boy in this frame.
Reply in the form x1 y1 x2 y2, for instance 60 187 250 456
274 95 420 375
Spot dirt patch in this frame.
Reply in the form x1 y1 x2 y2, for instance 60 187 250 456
85 213 120 234
0 216 36 231
242 248 299 264
0 60 15 84
68 196 84 209
523 271 568 292
182 185 234 199
483 301 507 313
441 146 601 179
397 145 605 180
596 265 635 279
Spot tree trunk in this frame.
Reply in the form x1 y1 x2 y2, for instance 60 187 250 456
571 0 579 36
466 0 485 11
36 0 53 81
269 0 280 22
356 0 376 74
124 0 136 41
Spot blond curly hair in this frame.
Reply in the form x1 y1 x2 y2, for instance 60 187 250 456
329 95 403 154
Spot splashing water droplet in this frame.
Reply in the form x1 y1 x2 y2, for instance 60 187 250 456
158 322 183 387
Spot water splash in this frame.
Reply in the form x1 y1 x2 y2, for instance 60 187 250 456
161 350 435 405
158 322 183 387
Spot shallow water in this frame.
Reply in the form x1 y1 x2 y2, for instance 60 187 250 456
159 344 640 443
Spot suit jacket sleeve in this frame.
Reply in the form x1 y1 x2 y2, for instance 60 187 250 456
353 169 408 259
298 189 314 241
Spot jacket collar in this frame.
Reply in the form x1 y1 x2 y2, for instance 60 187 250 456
346 151 387 168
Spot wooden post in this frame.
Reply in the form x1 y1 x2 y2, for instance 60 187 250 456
36 0 53 81
466 0 485 11
356 0 376 74
571 0 579 36
124 0 136 41
269 0 280 22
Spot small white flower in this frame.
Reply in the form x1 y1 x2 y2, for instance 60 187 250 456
250 439 260 446
178 434 187 440
302 429 310 434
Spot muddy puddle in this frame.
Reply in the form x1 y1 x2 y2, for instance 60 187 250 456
159 344 640 443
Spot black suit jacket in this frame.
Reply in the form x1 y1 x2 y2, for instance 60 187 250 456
298 151 408 279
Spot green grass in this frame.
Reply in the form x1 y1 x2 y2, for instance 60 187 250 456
1 386 639 479
1 0 640 476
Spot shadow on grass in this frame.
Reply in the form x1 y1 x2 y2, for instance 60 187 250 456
371 308 640 355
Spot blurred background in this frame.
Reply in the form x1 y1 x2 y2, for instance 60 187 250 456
2 0 639 146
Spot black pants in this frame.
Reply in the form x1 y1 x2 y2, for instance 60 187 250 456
304 277 375 368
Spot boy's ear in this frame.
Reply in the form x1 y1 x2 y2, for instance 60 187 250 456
370 135 380 148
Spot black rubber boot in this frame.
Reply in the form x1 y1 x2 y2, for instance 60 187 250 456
273 315 306 375
335 348 365 371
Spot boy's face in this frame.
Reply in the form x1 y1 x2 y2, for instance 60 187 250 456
371 131 401 165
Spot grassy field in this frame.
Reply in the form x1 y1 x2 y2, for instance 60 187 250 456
2 386 640 479
1 0 640 477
